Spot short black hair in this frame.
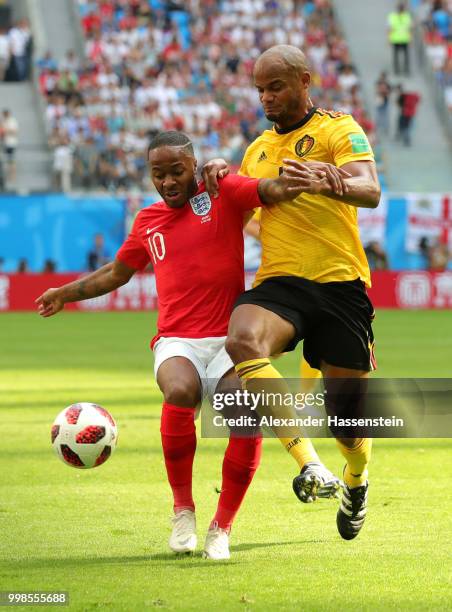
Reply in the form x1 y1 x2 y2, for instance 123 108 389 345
148 130 194 157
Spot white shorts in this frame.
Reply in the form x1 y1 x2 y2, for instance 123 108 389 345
153 336 234 399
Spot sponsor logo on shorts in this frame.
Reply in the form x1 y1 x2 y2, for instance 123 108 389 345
190 192 212 216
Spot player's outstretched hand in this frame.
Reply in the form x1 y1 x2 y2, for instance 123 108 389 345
35 288 65 317
201 158 230 198
283 158 351 196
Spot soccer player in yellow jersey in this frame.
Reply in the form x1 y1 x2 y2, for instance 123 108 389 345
243 208 342 503
207 45 380 540
244 213 323 391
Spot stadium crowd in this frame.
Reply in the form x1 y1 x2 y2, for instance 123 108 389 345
36 0 376 192
417 0 452 111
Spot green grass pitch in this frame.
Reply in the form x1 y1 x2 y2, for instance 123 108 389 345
1 310 451 611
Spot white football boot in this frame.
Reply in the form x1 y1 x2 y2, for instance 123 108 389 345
169 509 197 553
203 524 230 560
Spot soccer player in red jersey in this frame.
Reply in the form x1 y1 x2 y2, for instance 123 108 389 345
36 130 336 559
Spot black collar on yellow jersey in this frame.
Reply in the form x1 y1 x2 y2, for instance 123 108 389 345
274 107 317 135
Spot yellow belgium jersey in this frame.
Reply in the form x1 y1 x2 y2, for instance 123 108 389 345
239 107 375 287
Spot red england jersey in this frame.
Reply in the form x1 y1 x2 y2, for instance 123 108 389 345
116 174 262 345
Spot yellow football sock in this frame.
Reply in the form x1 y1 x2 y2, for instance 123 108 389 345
300 357 322 394
236 358 320 469
279 435 320 469
336 438 372 488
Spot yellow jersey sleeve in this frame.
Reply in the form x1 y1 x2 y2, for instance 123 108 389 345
238 161 249 177
238 145 255 177
328 115 374 168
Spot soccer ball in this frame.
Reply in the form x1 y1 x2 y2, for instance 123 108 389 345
51 403 118 469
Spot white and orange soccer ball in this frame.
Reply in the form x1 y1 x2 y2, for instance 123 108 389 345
51 403 118 468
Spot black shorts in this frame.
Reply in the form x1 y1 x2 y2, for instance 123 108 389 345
234 276 376 372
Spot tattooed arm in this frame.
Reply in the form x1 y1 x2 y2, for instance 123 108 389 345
36 259 136 317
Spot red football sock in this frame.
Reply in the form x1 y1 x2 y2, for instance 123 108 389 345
210 436 262 531
160 402 197 512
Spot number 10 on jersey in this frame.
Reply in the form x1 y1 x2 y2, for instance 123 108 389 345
148 232 166 263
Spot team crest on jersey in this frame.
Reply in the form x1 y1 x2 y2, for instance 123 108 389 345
190 192 212 216
295 135 315 157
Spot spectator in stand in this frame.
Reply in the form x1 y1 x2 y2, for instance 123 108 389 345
431 1 450 39
338 64 359 92
429 242 450 271
52 135 73 192
0 26 10 82
36 51 58 72
425 28 448 69
8 19 32 81
43 259 57 273
396 85 421 145
74 135 98 189
364 241 389 271
17 258 28 273
87 233 110 271
61 50 81 73
375 72 392 136
419 236 450 271
388 2 413 75
0 109 18 186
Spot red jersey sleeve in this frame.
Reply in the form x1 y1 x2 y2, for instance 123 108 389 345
218 174 263 212
116 213 150 271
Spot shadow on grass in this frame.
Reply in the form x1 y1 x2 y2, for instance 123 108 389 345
230 539 323 552
2 554 238 570
2 540 325 572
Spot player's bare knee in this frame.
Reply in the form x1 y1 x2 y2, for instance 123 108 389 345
163 382 200 408
225 329 264 363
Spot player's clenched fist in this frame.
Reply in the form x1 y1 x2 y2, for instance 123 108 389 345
35 288 65 317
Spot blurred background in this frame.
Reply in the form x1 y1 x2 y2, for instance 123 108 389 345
0 0 451 310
